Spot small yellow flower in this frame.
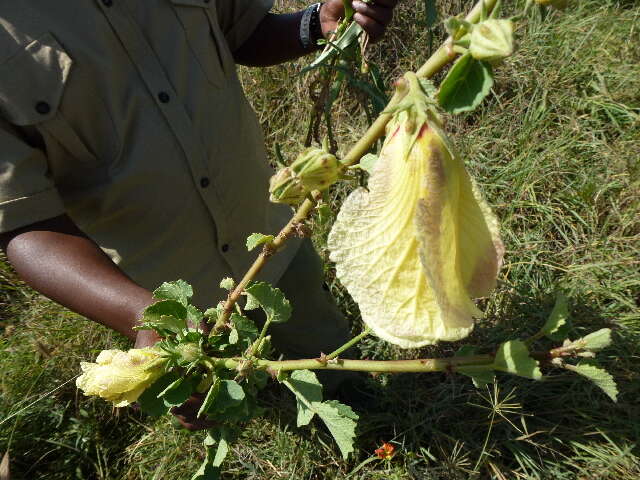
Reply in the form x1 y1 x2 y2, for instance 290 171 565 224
76 347 167 407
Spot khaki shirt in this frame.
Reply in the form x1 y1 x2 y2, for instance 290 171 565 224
0 0 300 308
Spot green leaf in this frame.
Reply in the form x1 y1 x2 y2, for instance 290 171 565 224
153 280 193 306
187 305 204 327
315 400 359 459
454 345 477 357
143 300 188 324
219 277 235 291
580 328 612 352
494 340 542 380
246 233 275 251
191 429 230 480
198 378 221 418
541 291 571 341
160 376 198 407
359 153 379 175
137 372 179 416
438 53 494 114
285 370 324 426
457 365 495 388
231 314 259 344
282 373 357 459
307 21 363 71
424 0 438 29
244 294 260 311
205 380 245 415
228 329 239 345
566 360 618 402
244 282 292 324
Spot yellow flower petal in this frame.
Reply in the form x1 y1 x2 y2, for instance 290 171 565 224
328 93 503 348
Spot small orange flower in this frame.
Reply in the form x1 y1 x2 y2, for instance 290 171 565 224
374 442 396 460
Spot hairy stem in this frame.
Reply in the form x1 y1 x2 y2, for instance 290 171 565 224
211 0 499 334
212 354 496 374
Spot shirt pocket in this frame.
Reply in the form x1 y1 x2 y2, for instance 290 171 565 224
170 0 234 87
0 32 122 184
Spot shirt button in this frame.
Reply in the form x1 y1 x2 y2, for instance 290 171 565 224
221 244 230 253
35 101 51 115
158 91 170 103
200 177 210 188
102 0 113 6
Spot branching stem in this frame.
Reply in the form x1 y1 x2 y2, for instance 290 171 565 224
211 0 499 335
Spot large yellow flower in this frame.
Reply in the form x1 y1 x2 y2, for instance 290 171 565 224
328 73 504 348
76 347 167 407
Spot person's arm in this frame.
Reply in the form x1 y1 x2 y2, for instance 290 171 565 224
233 0 398 67
0 214 159 347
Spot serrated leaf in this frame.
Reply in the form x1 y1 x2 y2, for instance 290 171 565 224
187 305 204 327
438 53 494 114
359 153 379 174
494 340 542 380
542 292 571 340
284 370 324 426
137 372 180 416
244 282 292 324
282 374 357 459
142 300 188 327
230 314 259 344
566 361 618 402
314 401 359 459
246 233 275 251
244 294 260 311
219 277 235 291
580 328 612 352
153 280 193 306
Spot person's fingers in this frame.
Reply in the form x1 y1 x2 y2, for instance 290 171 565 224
353 13 386 42
352 1 394 27
170 394 216 431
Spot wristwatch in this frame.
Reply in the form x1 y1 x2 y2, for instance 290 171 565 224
300 3 324 50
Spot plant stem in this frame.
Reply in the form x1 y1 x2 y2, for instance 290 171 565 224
325 327 371 360
211 0 499 334
212 354 496 374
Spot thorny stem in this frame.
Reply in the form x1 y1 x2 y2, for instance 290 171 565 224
211 0 499 335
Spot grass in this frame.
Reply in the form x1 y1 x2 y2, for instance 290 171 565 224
1 0 639 478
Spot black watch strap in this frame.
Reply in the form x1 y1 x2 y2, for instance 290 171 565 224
300 3 324 50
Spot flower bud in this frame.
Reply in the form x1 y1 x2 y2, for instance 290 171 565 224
469 19 515 64
268 167 307 205
175 342 201 364
291 147 341 191
76 347 167 407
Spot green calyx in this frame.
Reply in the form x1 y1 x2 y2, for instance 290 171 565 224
469 19 514 64
269 146 342 205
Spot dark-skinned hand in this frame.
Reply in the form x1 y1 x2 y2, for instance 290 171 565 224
320 0 400 43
